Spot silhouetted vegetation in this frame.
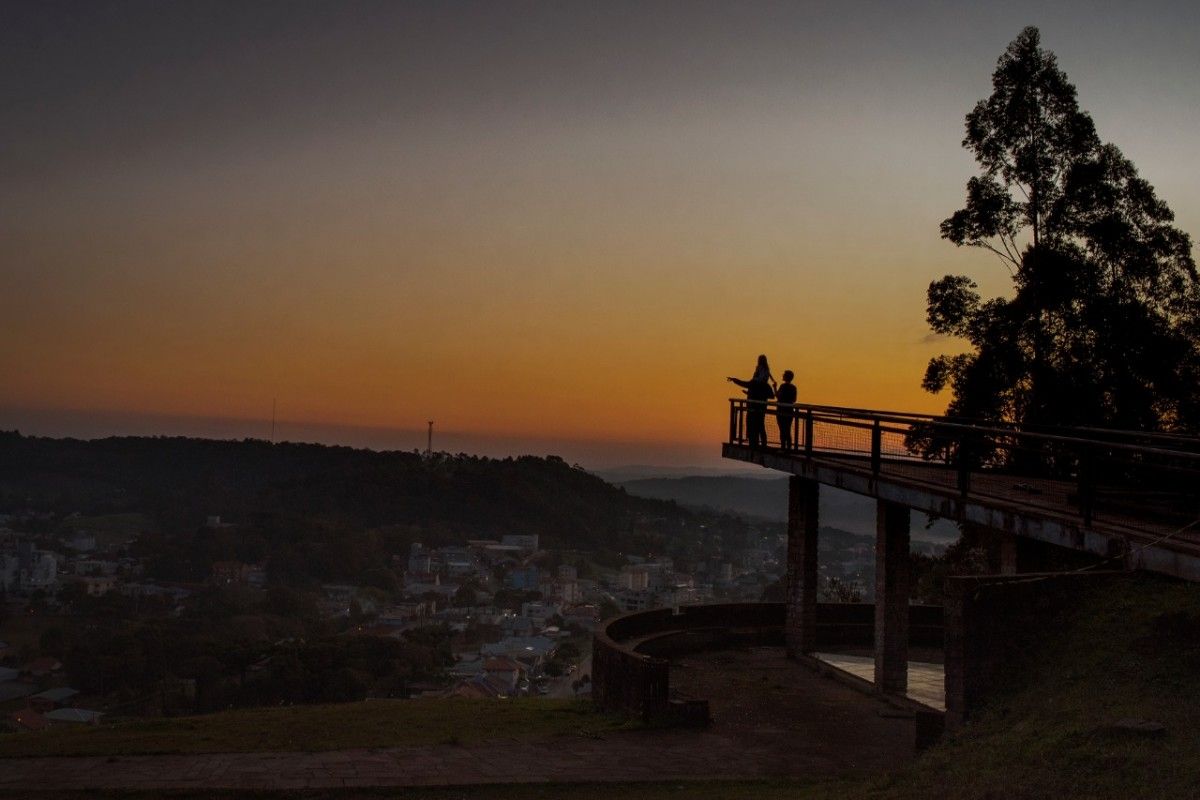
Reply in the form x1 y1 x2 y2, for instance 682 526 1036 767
33 584 453 714
0 432 739 582
924 27 1199 435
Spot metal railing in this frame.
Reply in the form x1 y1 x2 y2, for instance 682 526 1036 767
727 398 1200 530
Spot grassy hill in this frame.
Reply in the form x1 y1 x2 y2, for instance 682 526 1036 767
619 476 790 521
856 573 1200 800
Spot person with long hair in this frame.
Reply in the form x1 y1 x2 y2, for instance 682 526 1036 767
752 354 776 392
728 355 776 449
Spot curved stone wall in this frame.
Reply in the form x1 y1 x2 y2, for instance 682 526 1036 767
591 602 943 724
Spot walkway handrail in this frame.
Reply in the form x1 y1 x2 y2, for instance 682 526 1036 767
727 398 1200 530
730 399 1200 458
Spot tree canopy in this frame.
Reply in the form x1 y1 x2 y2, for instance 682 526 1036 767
925 26 1199 433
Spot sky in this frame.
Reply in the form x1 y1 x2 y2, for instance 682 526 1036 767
2 0 1198 468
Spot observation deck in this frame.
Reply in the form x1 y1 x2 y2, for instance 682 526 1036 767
723 399 1200 580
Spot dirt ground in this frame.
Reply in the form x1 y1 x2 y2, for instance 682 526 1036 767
670 647 919 775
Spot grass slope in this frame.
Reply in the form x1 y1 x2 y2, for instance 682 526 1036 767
0 699 625 758
862 573 1200 800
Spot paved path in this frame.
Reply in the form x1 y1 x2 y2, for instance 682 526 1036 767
814 652 946 710
0 648 916 792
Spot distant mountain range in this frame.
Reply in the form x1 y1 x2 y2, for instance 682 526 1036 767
593 465 773 484
617 475 960 545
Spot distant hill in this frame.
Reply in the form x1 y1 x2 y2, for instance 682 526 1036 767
620 475 960 544
0 432 725 557
620 476 789 520
593 465 772 483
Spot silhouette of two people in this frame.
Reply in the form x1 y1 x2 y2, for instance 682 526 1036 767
728 356 797 450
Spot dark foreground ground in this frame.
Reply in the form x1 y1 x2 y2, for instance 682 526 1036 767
0 648 913 795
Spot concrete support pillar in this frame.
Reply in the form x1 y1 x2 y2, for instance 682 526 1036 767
785 476 819 657
874 500 910 694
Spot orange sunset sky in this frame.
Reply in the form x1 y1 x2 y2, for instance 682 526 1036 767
3 2 1198 466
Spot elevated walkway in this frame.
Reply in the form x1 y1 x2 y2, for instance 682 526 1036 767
720 400 1200 728
724 400 1200 580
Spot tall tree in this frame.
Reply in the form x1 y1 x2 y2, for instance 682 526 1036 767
924 26 1199 436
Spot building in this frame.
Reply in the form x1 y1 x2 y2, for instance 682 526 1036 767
550 579 582 604
408 544 433 574
24 658 63 678
616 589 654 612
439 547 475 577
44 708 104 725
377 602 432 626
448 656 485 679
501 534 539 554
75 575 117 597
520 601 560 628
446 674 510 699
481 636 556 667
405 575 459 599
619 565 650 592
482 656 527 694
475 543 524 563
0 542 58 594
64 533 96 553
29 687 79 713
72 559 119 577
505 565 539 590
0 556 15 592
210 561 253 585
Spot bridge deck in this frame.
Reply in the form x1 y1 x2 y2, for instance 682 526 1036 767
722 400 1200 581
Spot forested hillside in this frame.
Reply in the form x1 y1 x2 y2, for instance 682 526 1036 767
0 432 749 584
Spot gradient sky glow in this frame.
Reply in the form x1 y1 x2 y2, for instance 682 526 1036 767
3 1 1199 466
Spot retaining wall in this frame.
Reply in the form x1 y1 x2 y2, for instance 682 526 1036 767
592 601 944 723
943 570 1127 729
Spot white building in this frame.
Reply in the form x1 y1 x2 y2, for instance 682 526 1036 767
619 565 650 592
